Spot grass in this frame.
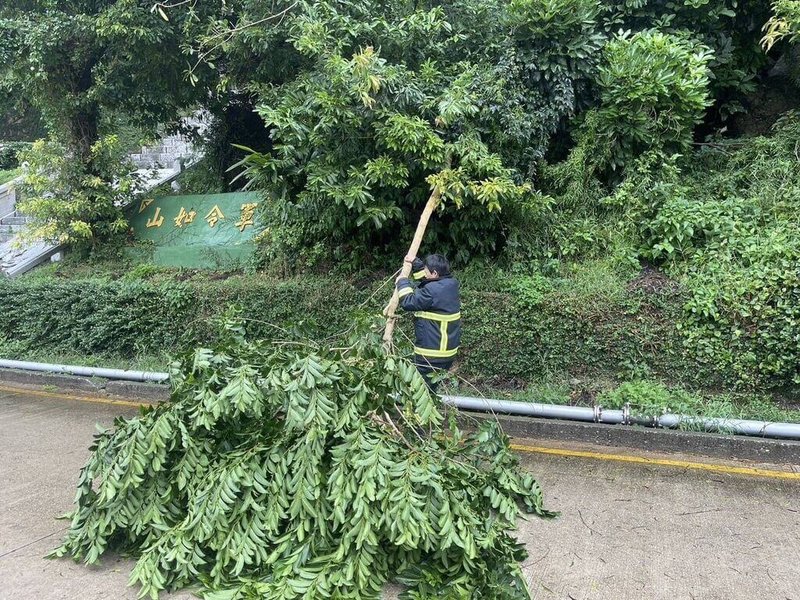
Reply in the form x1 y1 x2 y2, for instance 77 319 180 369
0 168 21 186
447 376 800 426
0 345 173 374
597 380 800 423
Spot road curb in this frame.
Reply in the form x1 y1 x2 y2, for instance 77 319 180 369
2 367 798 465
462 413 800 465
0 367 107 394
106 379 170 402
0 368 169 402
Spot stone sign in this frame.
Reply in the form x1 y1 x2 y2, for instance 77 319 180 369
128 192 261 268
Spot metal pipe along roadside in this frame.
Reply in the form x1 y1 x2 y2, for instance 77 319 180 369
1 359 799 440
443 395 800 441
0 359 169 383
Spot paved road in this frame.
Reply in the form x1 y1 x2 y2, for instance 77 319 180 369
1 386 798 600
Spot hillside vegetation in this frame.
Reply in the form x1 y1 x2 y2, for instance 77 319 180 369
1 1 800 404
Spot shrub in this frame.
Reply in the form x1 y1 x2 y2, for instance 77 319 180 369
0 268 702 390
594 30 713 170
0 141 31 170
639 115 800 389
17 136 136 246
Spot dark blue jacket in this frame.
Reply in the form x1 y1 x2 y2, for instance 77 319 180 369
396 260 461 364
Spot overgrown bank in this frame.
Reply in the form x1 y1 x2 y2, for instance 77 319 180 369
0 266 748 389
3 256 799 422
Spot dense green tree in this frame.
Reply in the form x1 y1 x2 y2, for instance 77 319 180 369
593 30 713 170
0 0 785 258
161 0 777 268
0 1 217 244
0 1 210 161
601 0 772 120
161 0 603 266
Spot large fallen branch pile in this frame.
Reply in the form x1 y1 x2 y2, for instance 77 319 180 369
52 315 553 599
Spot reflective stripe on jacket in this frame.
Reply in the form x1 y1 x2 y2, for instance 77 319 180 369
396 265 461 362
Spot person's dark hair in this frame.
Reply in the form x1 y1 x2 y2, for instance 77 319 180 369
424 254 451 277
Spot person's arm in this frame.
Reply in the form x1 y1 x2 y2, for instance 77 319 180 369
396 269 434 312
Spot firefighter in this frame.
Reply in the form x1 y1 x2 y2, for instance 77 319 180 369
395 254 461 393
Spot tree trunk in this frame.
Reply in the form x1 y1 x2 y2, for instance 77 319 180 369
69 107 99 169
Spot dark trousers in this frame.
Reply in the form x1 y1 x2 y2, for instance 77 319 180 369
414 355 454 394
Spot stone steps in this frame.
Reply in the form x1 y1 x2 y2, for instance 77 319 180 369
0 221 27 243
130 133 197 170
0 216 29 226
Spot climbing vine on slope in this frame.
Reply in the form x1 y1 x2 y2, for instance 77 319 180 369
51 316 554 599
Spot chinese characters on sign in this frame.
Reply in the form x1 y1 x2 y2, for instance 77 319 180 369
141 201 257 231
174 207 196 228
205 205 225 228
145 207 164 228
235 203 258 232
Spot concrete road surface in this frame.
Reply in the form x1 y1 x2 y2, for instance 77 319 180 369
1 386 798 600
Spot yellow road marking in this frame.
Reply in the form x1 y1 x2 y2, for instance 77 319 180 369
511 443 800 481
0 384 148 409
1 382 797 480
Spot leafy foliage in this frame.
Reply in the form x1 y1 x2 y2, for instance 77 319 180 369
0 0 781 262
640 113 800 387
593 30 713 170
160 0 601 265
599 380 709 421
502 0 605 166
52 316 554 599
0 92 46 142
17 136 136 246
0 141 32 170
2 0 798 401
763 1 800 50
0 1 212 243
503 28 715 263
0 1 207 158
601 0 771 118
0 265 698 390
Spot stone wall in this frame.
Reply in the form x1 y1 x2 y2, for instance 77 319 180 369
0 179 18 218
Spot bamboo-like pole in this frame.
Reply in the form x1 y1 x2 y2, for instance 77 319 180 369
382 185 443 350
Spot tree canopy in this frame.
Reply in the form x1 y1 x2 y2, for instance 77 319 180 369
0 1 218 244
0 1 212 159
150 0 785 264
1 0 798 259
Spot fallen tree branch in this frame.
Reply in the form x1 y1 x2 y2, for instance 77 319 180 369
382 184 443 350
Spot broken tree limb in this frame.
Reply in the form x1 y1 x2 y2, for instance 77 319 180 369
382 184 443 350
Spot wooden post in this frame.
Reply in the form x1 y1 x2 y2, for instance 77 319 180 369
382 185 443 350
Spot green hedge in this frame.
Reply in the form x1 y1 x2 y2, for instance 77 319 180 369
0 273 707 388
459 283 698 386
